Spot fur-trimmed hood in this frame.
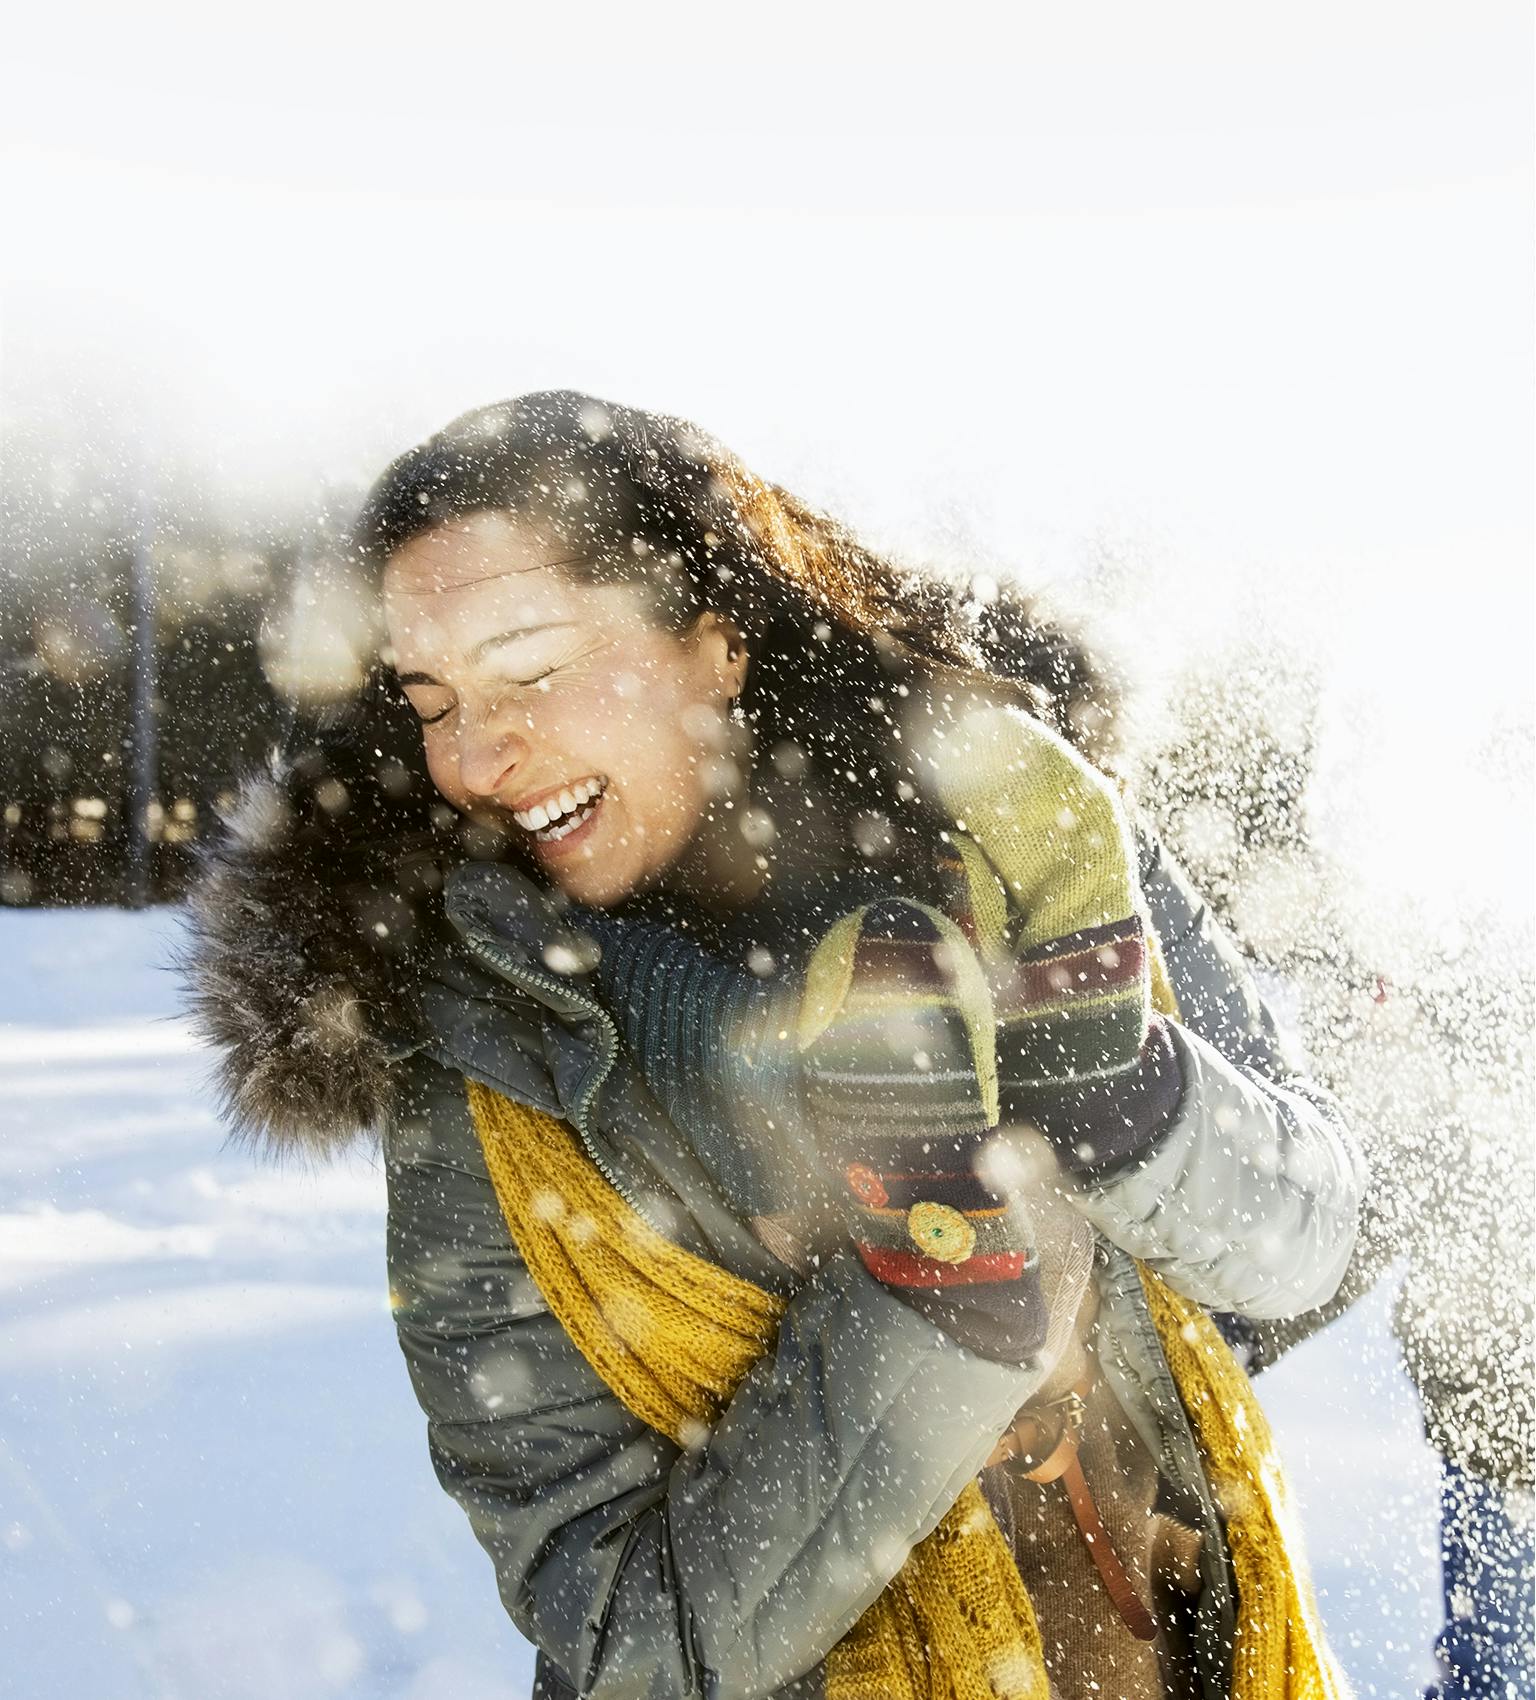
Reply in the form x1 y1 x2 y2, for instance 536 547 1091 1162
178 762 428 1161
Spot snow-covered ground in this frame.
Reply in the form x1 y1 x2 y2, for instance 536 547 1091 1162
0 907 1441 1699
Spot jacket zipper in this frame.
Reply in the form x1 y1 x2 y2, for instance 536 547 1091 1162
1094 1244 1236 1700
460 927 668 1235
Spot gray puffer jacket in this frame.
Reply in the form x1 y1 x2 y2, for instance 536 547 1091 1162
186 783 1363 1700
390 830 1361 1700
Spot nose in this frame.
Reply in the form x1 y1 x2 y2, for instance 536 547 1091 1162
457 709 533 804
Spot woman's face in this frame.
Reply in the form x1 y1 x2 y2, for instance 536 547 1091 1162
382 510 747 907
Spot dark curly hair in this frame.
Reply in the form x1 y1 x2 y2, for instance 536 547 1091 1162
244 390 1117 1013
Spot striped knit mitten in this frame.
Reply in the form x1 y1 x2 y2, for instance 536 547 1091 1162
796 898 1047 1364
934 705 1182 1174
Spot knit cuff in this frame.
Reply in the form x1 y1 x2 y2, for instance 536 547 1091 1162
570 908 812 1214
1000 1016 1183 1175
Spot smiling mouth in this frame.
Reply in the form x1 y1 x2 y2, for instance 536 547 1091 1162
512 776 609 844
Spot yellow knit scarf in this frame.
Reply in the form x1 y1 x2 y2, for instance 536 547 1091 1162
465 1065 1347 1700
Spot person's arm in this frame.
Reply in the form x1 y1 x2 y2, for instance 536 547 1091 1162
1059 823 1367 1319
929 700 1366 1324
583 692 1365 1332
387 1054 1045 1700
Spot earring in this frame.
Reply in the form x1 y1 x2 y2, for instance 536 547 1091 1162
729 696 748 729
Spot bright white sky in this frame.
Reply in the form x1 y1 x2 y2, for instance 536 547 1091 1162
2 1 1532 913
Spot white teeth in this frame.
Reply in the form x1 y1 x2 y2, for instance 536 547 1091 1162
542 810 583 841
514 776 606 835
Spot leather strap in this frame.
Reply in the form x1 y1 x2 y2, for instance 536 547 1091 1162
1058 1449 1159 1642
1011 1372 1159 1643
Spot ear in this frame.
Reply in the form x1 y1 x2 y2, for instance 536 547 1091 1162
687 610 750 699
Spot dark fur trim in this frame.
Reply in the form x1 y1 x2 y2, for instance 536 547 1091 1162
175 745 445 1161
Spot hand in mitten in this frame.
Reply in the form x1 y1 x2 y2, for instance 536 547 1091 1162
932 703 1183 1174
796 896 1047 1365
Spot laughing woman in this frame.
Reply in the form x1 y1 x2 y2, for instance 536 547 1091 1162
184 391 1363 1700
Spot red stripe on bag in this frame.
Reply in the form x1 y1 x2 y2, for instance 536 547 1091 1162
858 1247 1029 1286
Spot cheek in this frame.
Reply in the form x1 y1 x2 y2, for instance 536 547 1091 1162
585 674 654 744
421 732 464 806
637 719 717 838
557 672 682 772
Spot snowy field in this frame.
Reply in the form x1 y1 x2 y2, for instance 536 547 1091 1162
0 906 1441 1699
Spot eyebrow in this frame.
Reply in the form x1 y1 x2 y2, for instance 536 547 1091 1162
396 621 581 687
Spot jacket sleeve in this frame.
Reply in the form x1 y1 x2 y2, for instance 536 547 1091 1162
1063 822 1368 1320
386 1055 1043 1700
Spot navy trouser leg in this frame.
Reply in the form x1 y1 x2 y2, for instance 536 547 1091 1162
1424 1458 1534 1700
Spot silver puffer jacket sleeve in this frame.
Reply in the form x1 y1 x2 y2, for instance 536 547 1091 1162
1065 822 1368 1320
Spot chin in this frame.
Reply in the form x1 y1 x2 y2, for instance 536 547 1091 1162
545 858 646 910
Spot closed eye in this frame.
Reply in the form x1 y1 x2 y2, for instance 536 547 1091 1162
410 669 558 727
393 678 455 726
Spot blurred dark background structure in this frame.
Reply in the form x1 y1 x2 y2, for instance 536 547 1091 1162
0 415 365 906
